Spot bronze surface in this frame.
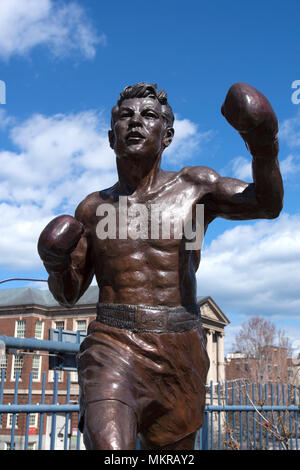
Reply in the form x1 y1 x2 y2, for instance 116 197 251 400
38 82 284 449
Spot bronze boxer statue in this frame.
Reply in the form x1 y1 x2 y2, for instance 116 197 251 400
38 82 283 450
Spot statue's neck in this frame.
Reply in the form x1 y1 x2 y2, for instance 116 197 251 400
116 154 162 195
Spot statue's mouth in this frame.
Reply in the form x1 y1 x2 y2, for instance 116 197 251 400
126 131 145 141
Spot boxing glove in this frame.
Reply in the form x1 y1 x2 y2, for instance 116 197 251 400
221 82 279 156
38 215 84 272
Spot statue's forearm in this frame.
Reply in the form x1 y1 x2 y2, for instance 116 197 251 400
221 82 284 218
251 149 284 218
239 120 283 218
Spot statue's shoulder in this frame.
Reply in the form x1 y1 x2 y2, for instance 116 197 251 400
179 165 219 186
74 191 103 223
75 183 119 223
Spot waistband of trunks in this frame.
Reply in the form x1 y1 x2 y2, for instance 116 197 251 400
95 302 202 333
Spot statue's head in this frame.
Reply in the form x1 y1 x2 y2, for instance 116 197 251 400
109 83 175 160
111 82 174 128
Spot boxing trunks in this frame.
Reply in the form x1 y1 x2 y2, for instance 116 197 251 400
77 302 209 447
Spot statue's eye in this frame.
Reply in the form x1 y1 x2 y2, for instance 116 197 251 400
120 112 131 118
143 110 157 118
119 109 132 119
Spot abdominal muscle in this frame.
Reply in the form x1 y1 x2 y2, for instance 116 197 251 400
94 240 197 307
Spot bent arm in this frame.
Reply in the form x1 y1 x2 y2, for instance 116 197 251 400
41 203 95 307
47 233 94 307
206 149 283 221
209 81 284 220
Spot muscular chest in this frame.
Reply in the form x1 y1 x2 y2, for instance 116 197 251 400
86 174 207 267
99 186 200 244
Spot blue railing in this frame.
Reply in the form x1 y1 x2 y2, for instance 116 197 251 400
197 380 300 450
0 331 83 450
0 369 82 450
0 334 299 450
1 375 299 450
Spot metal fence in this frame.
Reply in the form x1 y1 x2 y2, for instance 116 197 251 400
0 334 299 450
197 380 300 450
0 369 82 450
0 332 83 450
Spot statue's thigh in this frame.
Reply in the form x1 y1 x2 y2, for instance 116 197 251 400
83 399 137 450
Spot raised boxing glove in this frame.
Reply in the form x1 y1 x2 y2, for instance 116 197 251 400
221 82 278 156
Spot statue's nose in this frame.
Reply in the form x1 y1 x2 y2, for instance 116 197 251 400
128 113 142 128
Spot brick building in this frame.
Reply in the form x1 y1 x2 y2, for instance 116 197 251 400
225 346 298 384
0 286 98 450
0 286 229 449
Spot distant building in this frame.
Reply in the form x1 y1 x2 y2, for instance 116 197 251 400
225 346 298 384
0 286 98 450
0 287 229 449
287 354 300 387
197 296 230 385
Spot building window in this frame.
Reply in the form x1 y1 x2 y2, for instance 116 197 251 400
29 412 38 427
7 404 18 428
48 370 64 382
70 371 78 383
12 355 23 380
32 355 42 381
76 320 87 332
15 320 26 338
34 321 44 339
55 321 65 330
0 354 7 380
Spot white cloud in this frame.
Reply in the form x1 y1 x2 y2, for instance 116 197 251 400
280 154 300 176
197 213 300 318
0 109 207 270
0 109 15 130
164 115 213 163
0 0 104 61
0 110 117 269
224 154 300 181
223 325 243 355
228 156 252 180
279 110 300 148
2 110 116 187
0 203 53 269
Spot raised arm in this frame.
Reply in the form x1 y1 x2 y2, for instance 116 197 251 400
203 83 284 221
37 203 94 307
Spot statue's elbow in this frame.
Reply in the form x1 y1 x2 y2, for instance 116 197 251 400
265 200 283 219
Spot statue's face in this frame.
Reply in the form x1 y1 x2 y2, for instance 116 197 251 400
109 97 173 159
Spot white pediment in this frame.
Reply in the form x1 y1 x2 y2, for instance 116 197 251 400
197 296 230 327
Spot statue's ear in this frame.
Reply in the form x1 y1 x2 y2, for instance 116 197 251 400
163 127 174 148
108 130 115 149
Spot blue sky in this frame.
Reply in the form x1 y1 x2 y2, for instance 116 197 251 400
0 0 300 355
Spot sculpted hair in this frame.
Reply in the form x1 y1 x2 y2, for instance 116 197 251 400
111 82 174 128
